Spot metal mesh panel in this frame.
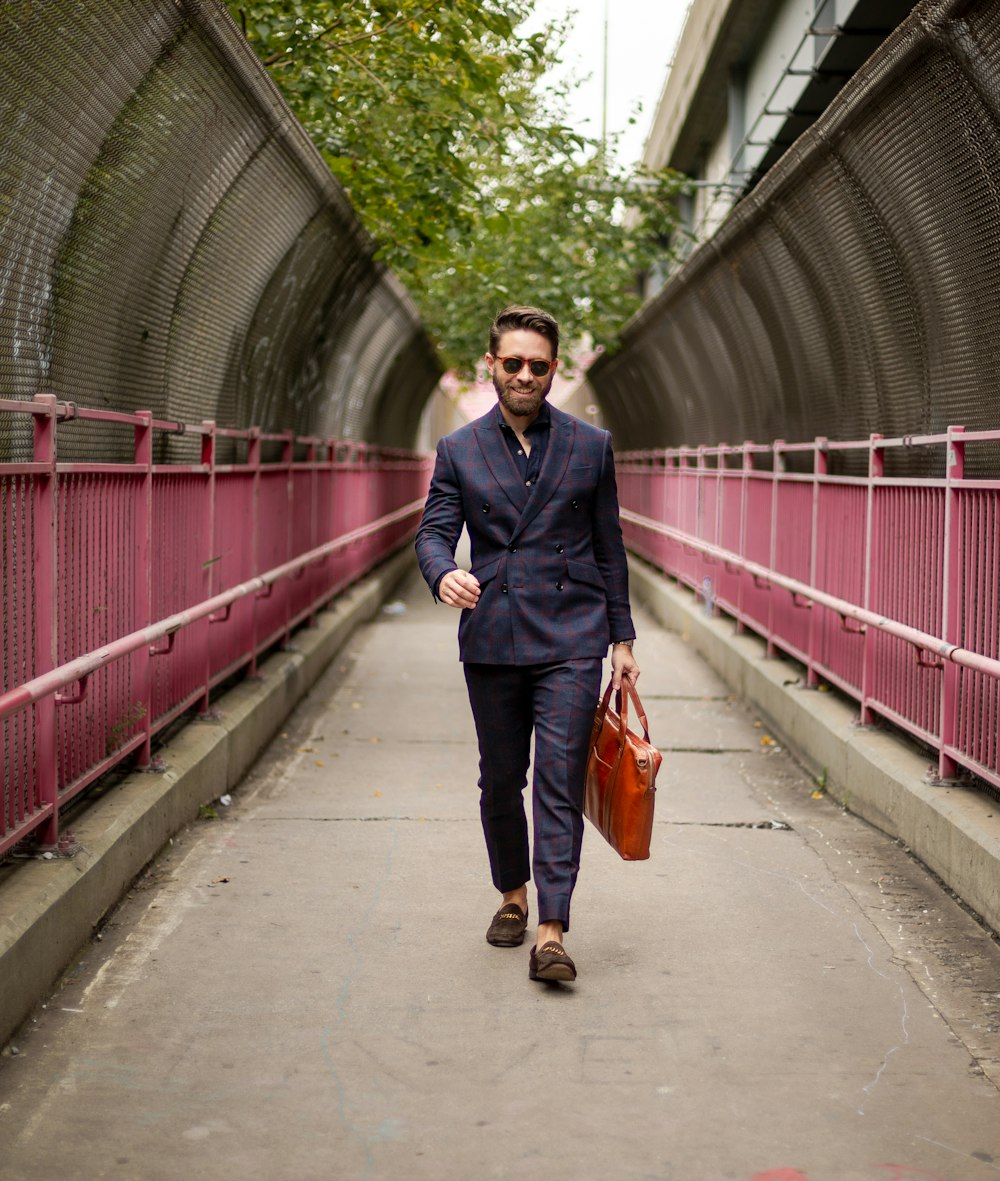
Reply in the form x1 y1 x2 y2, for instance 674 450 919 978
1 473 36 827
0 1 440 459
591 0 1000 474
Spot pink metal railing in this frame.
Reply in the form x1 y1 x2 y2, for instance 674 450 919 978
618 428 1000 792
1 394 432 856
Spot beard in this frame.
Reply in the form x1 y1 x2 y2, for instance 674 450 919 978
493 371 552 420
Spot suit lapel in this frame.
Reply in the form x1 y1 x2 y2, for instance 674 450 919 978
473 411 529 511
510 407 575 543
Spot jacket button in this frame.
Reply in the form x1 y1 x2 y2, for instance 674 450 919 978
571 499 579 510
482 504 490 513
507 542 517 553
556 581 564 591
555 543 564 553
501 583 508 594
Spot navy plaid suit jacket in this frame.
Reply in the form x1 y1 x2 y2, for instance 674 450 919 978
415 405 635 664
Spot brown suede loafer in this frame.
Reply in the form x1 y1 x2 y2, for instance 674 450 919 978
486 902 529 947
528 941 577 982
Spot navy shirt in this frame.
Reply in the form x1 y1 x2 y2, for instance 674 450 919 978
495 400 550 489
432 402 552 601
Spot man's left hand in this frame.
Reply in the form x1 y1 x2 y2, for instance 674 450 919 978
611 644 640 691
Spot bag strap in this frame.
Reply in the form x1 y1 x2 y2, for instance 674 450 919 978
597 677 629 753
622 678 652 743
599 677 653 745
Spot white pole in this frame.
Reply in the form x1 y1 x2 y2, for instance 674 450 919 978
601 0 609 156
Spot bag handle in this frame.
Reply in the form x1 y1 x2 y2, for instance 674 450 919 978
620 678 652 743
598 677 652 745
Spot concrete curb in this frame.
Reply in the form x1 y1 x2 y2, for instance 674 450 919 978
629 558 1000 936
0 549 415 1048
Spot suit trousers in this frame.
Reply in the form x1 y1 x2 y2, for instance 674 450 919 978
463 657 603 931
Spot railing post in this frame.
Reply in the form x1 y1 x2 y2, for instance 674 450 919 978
736 442 754 634
806 438 829 687
767 440 786 657
134 411 153 764
307 438 319 628
660 451 671 575
282 429 294 648
33 393 59 847
716 443 728 551
697 444 709 609
939 425 965 779
860 433 885 725
248 427 262 677
199 421 216 713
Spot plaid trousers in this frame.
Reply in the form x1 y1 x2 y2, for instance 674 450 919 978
463 657 603 932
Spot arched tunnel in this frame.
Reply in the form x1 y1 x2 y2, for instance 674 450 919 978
2 5 1000 1175
2 0 999 874
3 0 1000 474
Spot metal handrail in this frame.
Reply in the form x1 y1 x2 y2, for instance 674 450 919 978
620 508 1000 683
0 499 425 724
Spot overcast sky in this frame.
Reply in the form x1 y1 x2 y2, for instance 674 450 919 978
525 0 691 166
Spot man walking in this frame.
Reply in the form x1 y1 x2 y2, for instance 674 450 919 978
415 305 639 983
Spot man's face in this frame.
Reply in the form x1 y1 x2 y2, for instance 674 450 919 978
486 328 557 422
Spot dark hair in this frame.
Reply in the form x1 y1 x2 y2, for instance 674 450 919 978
488 305 559 359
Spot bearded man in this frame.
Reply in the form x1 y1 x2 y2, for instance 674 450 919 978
415 305 638 983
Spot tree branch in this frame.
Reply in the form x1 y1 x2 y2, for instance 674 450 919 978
262 1 443 67
324 1 442 52
340 48 391 95
262 13 348 66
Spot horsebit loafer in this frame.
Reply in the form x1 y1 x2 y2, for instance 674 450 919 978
486 902 529 947
529 941 577 982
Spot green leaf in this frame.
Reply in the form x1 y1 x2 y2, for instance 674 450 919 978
226 0 684 372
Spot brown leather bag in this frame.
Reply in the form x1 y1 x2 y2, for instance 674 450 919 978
584 678 661 861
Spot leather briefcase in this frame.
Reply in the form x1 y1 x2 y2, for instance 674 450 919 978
584 678 661 861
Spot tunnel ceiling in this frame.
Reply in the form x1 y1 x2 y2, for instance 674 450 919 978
590 0 1000 475
0 0 441 461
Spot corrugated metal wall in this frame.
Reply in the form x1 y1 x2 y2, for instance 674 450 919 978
591 0 1000 473
0 0 440 460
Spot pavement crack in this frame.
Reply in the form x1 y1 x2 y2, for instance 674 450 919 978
661 747 757 754
641 694 732 702
661 820 794 831
254 815 477 823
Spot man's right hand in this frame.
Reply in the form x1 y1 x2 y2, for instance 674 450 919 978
438 569 481 609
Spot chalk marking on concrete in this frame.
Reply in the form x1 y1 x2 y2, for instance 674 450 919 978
853 919 911 1115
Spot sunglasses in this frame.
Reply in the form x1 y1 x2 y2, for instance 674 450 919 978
495 355 556 378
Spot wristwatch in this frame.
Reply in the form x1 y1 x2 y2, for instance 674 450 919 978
612 639 635 649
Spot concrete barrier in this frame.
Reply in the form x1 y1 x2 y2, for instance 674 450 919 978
629 558 1000 937
0 550 414 1049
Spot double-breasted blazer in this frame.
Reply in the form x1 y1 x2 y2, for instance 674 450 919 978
415 404 635 664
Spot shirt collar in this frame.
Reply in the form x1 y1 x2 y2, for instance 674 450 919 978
494 400 551 433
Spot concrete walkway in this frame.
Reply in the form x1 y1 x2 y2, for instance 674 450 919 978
1 567 999 1181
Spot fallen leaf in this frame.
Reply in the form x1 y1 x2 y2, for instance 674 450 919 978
760 735 776 746
315 761 325 767
212 876 230 884
373 790 382 798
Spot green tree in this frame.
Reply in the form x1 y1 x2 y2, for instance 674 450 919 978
229 1 682 370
